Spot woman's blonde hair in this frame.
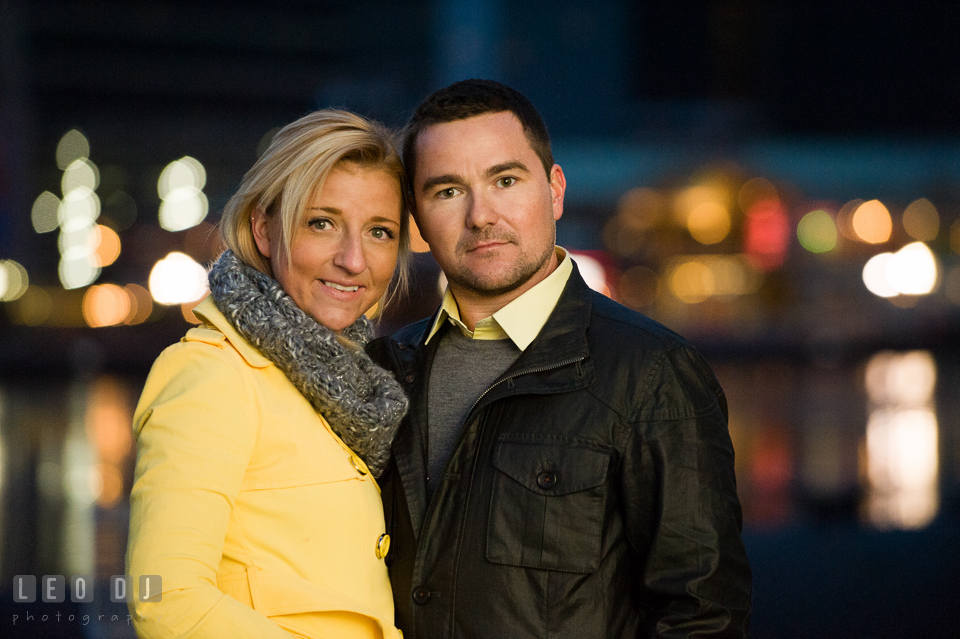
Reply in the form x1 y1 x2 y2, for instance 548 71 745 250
220 109 410 315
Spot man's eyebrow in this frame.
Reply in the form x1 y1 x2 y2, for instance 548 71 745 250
420 174 463 194
485 161 530 178
420 162 532 195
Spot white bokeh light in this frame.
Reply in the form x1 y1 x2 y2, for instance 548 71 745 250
887 242 937 295
862 253 897 297
158 157 209 232
149 252 209 304
0 260 29 301
62 158 99 194
862 243 937 298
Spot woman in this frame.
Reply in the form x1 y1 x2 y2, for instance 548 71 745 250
126 110 409 639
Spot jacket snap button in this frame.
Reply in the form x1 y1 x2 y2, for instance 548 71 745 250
376 533 391 559
537 471 558 489
405 374 415 383
412 586 430 605
350 454 369 476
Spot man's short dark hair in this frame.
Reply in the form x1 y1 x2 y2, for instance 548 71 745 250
401 79 555 189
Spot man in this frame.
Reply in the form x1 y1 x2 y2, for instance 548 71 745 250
368 79 751 639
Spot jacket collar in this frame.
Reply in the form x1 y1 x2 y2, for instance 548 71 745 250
192 296 272 368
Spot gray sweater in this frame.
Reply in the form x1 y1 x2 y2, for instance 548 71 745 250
426 325 521 499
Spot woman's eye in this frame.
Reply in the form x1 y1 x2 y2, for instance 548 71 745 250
309 218 331 230
497 176 516 188
370 227 394 240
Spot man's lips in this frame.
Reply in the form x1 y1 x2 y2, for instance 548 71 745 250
466 240 509 253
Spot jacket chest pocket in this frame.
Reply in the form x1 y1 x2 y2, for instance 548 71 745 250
486 439 611 574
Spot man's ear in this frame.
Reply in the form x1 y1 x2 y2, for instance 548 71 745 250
251 209 272 258
549 164 566 222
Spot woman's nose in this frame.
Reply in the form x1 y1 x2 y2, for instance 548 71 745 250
333 233 366 274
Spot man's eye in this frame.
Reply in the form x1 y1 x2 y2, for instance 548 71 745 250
437 187 460 199
497 177 516 188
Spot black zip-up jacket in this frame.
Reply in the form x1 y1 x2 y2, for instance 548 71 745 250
368 267 752 639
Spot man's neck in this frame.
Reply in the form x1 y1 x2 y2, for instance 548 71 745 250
451 251 559 331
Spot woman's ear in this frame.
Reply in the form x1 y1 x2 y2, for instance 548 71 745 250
251 209 272 258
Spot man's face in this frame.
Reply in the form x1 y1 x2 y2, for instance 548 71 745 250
412 111 565 299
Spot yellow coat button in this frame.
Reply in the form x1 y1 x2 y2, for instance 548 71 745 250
350 454 369 476
376 533 391 559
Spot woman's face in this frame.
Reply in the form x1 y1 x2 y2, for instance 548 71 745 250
253 164 403 332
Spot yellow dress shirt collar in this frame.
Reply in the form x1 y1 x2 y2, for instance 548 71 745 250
425 247 572 351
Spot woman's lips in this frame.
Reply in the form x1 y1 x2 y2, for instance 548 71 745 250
322 280 360 292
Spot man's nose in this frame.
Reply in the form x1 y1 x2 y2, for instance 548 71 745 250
333 233 366 274
465 192 499 228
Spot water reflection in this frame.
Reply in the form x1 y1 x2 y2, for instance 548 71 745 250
716 349 945 529
864 350 939 529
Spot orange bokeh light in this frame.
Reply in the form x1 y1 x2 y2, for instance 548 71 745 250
852 199 892 244
82 284 130 327
92 224 121 267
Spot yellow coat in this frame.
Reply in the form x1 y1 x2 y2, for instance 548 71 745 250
126 296 399 639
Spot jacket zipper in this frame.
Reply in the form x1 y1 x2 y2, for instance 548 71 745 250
468 353 587 417
441 352 587 637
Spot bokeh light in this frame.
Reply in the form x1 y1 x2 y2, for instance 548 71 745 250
669 259 715 303
619 266 660 308
852 199 892 244
836 199 864 240
744 199 790 270
148 252 208 304
0 260 29 301
902 198 939 242
866 408 939 529
797 209 837 253
158 156 209 232
92 225 122 267
123 283 154 324
59 257 101 290
665 255 762 304
887 242 937 295
862 242 938 298
62 158 99 194
674 184 725 227
862 253 898 297
58 187 100 229
864 350 939 530
31 191 61 233
687 201 731 245
83 284 131 328
865 350 937 407
55 129 90 170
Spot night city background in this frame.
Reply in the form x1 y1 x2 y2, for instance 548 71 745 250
2 1 959 637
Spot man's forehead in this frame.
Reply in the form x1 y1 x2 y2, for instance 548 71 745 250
414 112 530 169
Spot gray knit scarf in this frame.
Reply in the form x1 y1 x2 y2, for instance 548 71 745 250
207 250 407 476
